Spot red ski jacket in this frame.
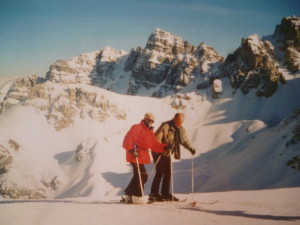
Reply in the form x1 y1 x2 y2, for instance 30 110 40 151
123 120 165 164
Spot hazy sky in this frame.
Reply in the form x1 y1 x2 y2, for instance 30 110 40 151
0 0 299 78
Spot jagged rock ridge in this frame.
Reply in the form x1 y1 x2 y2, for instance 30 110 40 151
0 75 127 131
0 16 299 123
222 34 285 97
223 16 299 97
125 28 224 96
273 16 300 72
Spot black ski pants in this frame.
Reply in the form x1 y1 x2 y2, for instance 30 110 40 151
125 163 148 197
150 152 171 196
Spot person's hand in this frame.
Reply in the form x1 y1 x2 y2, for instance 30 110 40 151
161 144 172 156
190 148 196 155
161 150 171 156
129 149 139 157
163 144 172 152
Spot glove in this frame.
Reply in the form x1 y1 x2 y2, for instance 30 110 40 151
161 144 172 156
161 149 171 156
190 148 196 155
129 149 139 157
163 144 172 151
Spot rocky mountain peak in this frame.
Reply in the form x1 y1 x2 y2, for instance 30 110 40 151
27 28 223 98
99 46 127 63
240 34 276 70
274 16 300 51
197 42 224 74
126 28 222 96
146 28 193 54
46 51 100 85
222 16 299 97
273 16 300 72
1 16 298 123
222 33 285 97
0 75 39 113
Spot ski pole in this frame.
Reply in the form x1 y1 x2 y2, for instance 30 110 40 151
170 154 174 201
148 154 162 178
134 143 144 197
191 154 194 194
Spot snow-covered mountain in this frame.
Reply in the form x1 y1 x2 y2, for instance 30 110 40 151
0 16 299 200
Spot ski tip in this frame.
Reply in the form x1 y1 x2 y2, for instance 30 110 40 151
180 197 188 202
187 201 197 207
208 200 219 204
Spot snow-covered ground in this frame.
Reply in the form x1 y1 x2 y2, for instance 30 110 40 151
1 188 300 225
0 68 300 224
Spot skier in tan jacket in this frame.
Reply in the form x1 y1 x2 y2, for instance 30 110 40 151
149 113 196 202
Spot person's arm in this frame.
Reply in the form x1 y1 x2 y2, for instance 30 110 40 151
154 123 165 143
150 131 166 153
179 127 196 154
122 125 139 151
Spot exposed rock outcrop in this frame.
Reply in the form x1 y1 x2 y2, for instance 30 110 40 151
273 16 300 72
24 83 127 131
46 51 99 84
126 29 223 96
223 34 285 97
0 139 21 175
223 16 299 97
0 75 39 113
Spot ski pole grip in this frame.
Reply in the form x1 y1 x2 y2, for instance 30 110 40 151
134 143 137 151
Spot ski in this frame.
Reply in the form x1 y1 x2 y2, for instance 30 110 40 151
147 197 187 204
120 195 218 206
197 200 219 205
180 197 188 202
187 201 197 207
176 200 217 207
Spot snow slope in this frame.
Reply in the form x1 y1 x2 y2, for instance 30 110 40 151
0 71 299 199
0 59 300 225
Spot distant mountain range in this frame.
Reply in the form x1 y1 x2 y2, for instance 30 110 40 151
1 16 299 111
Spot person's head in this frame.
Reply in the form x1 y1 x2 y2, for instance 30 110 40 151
173 113 185 128
143 112 155 127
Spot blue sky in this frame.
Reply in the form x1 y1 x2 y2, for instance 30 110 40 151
0 0 299 78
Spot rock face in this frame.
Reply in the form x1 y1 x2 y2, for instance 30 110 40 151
0 78 127 132
24 83 127 131
125 29 224 96
131 28 194 85
273 16 300 72
0 75 40 113
45 46 128 93
222 16 299 97
46 47 128 87
0 48 128 131
0 139 20 175
222 34 285 97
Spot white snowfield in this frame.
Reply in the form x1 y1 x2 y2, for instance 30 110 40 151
1 188 300 225
0 70 300 224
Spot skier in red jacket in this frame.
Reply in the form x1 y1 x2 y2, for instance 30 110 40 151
122 112 166 204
